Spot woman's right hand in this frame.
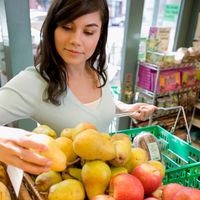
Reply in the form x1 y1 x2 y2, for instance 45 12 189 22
0 126 52 174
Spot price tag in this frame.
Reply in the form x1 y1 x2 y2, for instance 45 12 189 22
7 165 24 197
147 142 161 161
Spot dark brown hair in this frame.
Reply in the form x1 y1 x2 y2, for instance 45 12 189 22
35 0 109 105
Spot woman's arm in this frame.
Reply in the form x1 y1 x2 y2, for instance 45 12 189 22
0 126 52 174
114 100 157 121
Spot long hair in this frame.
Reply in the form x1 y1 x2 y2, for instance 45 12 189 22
35 0 109 105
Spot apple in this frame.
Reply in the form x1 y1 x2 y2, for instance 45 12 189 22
144 198 159 200
148 160 165 177
91 194 115 200
172 187 200 200
109 173 144 200
162 183 184 200
131 163 162 195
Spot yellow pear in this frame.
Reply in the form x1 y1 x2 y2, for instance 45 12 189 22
148 160 165 177
124 147 149 173
110 133 131 143
82 160 111 199
48 179 85 200
110 166 128 178
101 132 111 140
60 128 76 140
109 134 132 167
34 170 62 192
0 182 11 200
29 134 67 171
72 122 97 139
55 137 78 164
73 129 116 161
32 125 57 138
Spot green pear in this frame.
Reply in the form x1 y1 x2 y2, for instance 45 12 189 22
48 179 85 200
32 125 57 138
110 166 128 178
82 160 111 199
34 170 62 192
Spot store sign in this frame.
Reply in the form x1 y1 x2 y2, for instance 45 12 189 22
163 4 180 21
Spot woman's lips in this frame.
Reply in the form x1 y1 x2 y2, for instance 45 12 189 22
66 49 82 54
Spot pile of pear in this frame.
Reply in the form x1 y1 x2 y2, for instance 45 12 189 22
30 123 162 200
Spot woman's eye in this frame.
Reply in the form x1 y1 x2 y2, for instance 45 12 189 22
85 31 94 35
62 26 72 30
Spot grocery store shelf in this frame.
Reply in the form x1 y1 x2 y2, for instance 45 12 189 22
191 116 200 128
140 61 195 71
136 86 200 98
194 102 200 110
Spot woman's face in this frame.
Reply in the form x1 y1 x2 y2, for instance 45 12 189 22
54 11 102 67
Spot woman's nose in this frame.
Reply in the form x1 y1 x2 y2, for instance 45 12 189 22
69 31 81 46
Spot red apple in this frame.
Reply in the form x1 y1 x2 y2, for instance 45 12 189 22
131 163 162 195
109 173 144 200
172 187 200 200
91 194 115 200
145 198 158 200
162 183 184 200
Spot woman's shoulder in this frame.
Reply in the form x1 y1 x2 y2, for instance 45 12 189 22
3 66 47 90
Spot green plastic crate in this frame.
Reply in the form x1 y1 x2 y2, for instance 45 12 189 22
111 125 200 189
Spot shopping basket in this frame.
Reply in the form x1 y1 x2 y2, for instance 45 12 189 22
112 106 200 189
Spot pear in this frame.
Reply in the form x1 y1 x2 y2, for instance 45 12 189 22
29 134 67 171
55 137 78 164
61 169 73 180
60 128 76 140
62 167 82 181
73 129 116 161
124 147 149 173
109 139 132 167
110 166 128 177
72 122 97 139
68 167 82 181
34 170 62 192
101 132 111 140
32 125 57 138
0 182 11 200
82 160 111 199
48 179 85 200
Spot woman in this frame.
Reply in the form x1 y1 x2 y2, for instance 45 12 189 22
0 0 156 174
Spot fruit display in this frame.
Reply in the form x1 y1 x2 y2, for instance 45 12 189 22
12 123 200 200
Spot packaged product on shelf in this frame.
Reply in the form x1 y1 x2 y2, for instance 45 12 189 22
146 51 164 66
137 63 152 90
180 68 197 87
147 27 171 52
146 51 175 67
151 69 181 93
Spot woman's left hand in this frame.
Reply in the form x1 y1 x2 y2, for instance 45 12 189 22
128 103 157 121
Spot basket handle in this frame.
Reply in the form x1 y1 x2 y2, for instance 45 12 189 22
115 106 192 143
156 106 191 143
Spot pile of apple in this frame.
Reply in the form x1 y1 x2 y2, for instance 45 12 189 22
30 123 200 200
